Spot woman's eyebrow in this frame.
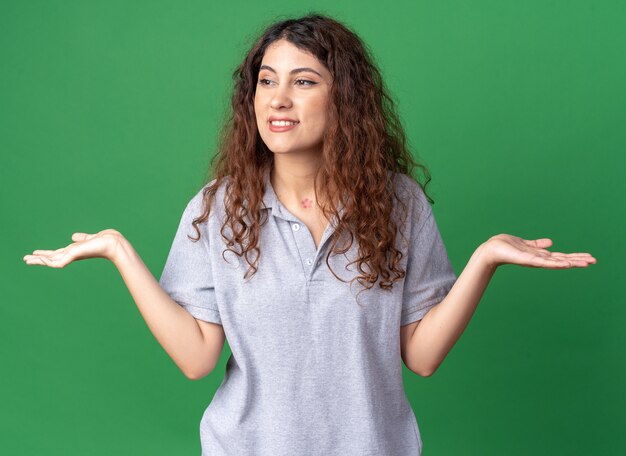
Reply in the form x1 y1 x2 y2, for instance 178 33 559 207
260 64 322 77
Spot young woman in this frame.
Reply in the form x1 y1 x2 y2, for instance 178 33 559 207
23 14 596 456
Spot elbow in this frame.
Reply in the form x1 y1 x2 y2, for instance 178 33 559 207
405 357 437 377
405 364 434 378
417 368 435 377
183 362 216 381
183 369 207 381
184 370 201 381
412 364 438 377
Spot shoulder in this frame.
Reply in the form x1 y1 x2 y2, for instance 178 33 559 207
388 171 435 245
173 177 232 243
390 171 430 216
185 175 232 217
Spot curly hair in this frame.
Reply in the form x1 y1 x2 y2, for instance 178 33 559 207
190 13 434 294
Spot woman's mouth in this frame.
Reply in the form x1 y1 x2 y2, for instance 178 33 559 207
269 120 300 132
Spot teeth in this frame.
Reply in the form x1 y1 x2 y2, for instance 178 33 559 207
270 120 298 126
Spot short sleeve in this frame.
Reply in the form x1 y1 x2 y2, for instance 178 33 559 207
158 189 222 325
400 184 457 326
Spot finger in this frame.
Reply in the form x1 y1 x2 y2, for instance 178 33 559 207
536 256 590 268
548 252 597 262
72 232 93 241
24 256 52 267
522 254 573 268
24 257 46 266
524 238 553 248
25 253 68 268
547 252 585 258
32 247 66 255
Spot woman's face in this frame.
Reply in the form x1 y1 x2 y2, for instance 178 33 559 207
254 39 332 158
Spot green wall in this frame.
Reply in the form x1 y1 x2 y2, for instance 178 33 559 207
2 1 623 454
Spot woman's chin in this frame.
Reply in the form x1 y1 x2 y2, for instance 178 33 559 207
265 144 323 156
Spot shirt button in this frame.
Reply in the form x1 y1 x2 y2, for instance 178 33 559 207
306 258 313 265
292 223 300 231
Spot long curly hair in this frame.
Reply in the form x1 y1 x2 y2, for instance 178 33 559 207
190 13 435 293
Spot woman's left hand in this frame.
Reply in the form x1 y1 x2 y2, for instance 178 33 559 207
481 234 597 269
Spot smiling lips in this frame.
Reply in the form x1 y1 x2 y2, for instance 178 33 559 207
268 120 300 132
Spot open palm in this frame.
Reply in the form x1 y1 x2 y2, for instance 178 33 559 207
23 229 122 268
484 234 596 269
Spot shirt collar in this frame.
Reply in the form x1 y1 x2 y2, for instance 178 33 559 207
259 167 346 221
260 166 277 212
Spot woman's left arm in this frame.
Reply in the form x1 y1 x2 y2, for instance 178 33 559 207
405 235 597 377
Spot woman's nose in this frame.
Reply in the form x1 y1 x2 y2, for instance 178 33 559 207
270 86 293 109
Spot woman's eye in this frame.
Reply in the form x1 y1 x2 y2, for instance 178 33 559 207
257 78 316 86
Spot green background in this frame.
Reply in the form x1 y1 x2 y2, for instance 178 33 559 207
2 0 623 454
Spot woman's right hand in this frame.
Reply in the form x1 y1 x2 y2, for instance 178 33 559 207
23 229 124 268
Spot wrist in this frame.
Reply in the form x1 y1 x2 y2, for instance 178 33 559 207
108 232 132 266
472 240 499 272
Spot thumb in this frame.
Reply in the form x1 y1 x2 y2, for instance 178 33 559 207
72 232 93 241
534 238 553 248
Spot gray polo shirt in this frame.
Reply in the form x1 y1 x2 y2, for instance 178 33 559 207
159 168 457 455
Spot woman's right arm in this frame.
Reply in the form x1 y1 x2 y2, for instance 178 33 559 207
24 230 225 380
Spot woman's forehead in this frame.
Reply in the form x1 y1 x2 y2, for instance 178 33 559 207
260 40 330 78
262 41 317 65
